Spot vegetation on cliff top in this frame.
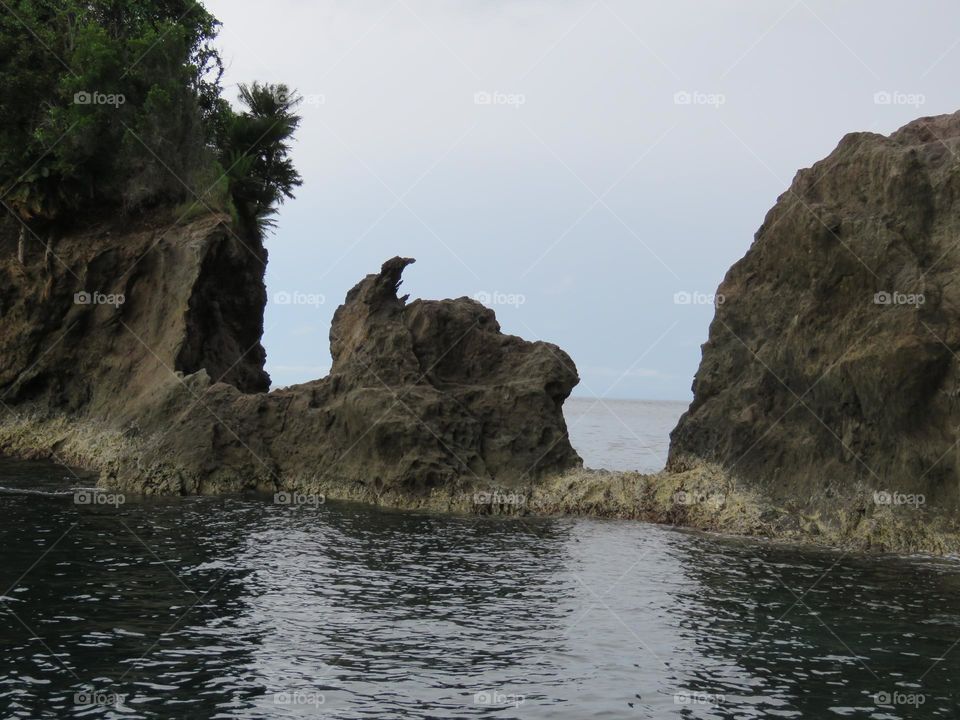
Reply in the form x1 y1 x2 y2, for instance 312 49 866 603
0 0 301 240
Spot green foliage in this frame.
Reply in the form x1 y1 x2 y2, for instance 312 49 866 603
219 83 303 232
172 159 235 225
0 1 300 236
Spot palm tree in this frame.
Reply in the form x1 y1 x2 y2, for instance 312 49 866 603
221 83 302 233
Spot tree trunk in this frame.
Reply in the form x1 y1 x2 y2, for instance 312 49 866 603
44 232 54 272
42 232 55 300
17 226 25 265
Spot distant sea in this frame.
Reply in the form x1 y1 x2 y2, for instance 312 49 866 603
563 397 688 473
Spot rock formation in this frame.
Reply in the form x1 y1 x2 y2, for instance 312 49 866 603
6 112 960 553
0 212 581 500
670 112 960 514
0 213 269 415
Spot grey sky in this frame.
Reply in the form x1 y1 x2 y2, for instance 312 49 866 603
207 0 958 400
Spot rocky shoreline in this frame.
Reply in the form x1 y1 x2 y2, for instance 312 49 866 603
2 408 958 556
6 113 960 556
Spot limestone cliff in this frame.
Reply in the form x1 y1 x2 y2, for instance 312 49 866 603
670 111 960 516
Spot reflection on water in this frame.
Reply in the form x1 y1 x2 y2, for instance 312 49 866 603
1 459 959 718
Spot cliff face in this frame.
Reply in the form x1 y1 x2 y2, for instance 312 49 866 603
117 256 581 498
0 216 581 500
670 112 960 512
0 212 269 418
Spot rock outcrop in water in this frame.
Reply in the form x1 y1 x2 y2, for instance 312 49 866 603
0 211 581 500
8 112 960 554
669 112 960 518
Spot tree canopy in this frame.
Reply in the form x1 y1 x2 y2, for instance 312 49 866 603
0 0 301 234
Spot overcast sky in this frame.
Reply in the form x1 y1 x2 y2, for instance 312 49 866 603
206 0 959 400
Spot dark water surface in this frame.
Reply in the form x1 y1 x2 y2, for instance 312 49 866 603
2 420 960 717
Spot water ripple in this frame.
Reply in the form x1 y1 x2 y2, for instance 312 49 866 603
0 460 959 718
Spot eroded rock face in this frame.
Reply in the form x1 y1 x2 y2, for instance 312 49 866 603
669 112 960 511
0 212 269 418
128 256 582 497
0 219 581 498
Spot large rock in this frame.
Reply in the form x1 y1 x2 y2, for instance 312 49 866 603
669 112 960 512
0 215 581 500
0 213 270 414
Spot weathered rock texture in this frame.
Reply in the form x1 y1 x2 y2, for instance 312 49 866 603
670 111 960 515
0 212 270 415
0 213 581 499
